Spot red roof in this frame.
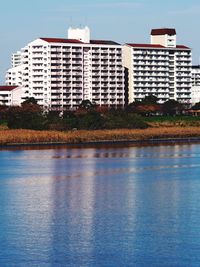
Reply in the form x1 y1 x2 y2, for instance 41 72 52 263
40 38 120 45
90 40 120 45
40 38 83 44
176 45 190 49
126 43 191 50
151 28 176 35
127 43 165 48
0 86 18 91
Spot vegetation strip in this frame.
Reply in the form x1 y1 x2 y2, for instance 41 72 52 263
1 127 200 146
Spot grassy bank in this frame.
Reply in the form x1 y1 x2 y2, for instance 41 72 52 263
145 116 200 127
1 127 200 145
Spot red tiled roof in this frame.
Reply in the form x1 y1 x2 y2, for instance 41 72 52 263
176 45 190 49
126 43 191 50
40 38 120 45
0 86 18 91
127 43 165 48
40 38 83 44
90 40 120 45
151 28 176 35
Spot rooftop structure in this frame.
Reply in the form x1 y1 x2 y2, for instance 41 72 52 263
151 27 177 48
68 26 90 43
123 28 192 104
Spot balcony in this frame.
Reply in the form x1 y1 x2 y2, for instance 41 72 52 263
72 83 82 87
51 95 62 100
72 95 82 99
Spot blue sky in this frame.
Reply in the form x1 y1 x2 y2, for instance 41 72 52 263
1 0 200 82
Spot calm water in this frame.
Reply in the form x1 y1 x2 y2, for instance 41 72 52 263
1 143 200 267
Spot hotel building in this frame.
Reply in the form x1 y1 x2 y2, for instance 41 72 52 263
5 65 24 86
11 51 22 68
4 27 193 109
191 65 200 105
6 27 125 110
123 28 192 104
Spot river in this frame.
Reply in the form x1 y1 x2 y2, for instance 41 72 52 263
0 143 200 267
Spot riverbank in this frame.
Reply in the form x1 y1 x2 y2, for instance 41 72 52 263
1 127 200 146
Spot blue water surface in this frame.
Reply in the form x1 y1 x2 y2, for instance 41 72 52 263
0 143 200 267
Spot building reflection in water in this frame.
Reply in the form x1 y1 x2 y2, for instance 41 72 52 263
51 148 96 265
1 143 200 266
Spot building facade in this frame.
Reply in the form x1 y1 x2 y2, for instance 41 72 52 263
123 28 192 104
4 27 192 109
0 86 25 106
5 65 24 86
6 27 125 110
191 65 200 105
11 51 22 68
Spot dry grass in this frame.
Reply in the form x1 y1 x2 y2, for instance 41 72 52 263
148 121 200 127
1 127 200 145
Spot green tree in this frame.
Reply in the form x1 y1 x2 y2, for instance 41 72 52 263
7 102 46 130
78 100 96 110
0 105 9 121
141 94 159 104
162 99 182 115
22 97 38 105
104 110 148 129
191 102 200 110
62 111 78 130
77 111 104 130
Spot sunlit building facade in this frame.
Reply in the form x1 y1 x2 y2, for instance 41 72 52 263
191 65 200 105
0 86 25 106
123 28 192 104
6 27 125 110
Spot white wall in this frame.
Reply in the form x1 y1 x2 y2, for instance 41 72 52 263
68 26 90 43
151 34 176 48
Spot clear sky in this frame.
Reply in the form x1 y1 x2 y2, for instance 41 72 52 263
1 0 200 83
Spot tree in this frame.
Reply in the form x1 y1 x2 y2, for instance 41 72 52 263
127 97 161 116
77 111 105 130
126 100 141 112
103 110 148 129
78 100 96 110
191 102 200 110
7 102 46 130
62 111 78 130
162 99 182 115
135 104 162 116
0 105 9 121
141 94 159 104
95 105 109 114
22 97 38 105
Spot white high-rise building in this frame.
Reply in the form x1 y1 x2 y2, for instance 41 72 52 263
5 65 23 86
191 65 200 105
8 27 125 110
4 26 192 108
123 28 192 104
5 46 28 88
11 51 22 67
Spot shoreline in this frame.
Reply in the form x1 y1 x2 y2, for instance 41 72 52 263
1 137 200 149
1 127 200 149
